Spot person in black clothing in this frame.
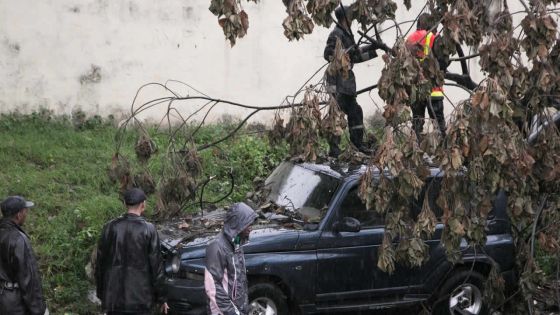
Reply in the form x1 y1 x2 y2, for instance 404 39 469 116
95 188 168 315
0 196 47 315
324 5 387 157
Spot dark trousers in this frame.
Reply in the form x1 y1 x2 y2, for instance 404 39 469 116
329 93 364 156
412 97 446 138
0 289 26 315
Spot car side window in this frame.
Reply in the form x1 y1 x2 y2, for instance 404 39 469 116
339 186 385 228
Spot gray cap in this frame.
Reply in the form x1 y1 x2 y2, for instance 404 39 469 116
1 196 34 217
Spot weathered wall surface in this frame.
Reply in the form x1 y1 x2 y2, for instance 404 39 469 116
0 0 515 122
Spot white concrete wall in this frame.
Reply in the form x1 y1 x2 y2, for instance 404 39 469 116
0 0 530 123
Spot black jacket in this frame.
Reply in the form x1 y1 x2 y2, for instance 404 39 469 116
0 219 46 315
324 25 377 96
95 213 165 313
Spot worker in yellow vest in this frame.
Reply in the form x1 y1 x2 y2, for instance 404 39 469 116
406 13 447 139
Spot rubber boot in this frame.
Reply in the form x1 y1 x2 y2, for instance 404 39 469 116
350 128 364 150
328 136 341 158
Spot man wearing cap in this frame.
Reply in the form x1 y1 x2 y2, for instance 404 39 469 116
0 196 47 315
95 188 168 315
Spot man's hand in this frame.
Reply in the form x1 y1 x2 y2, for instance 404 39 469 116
160 302 170 314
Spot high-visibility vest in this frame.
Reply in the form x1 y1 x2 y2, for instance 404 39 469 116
407 30 444 98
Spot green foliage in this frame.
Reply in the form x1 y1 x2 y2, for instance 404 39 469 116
0 111 288 313
196 128 289 207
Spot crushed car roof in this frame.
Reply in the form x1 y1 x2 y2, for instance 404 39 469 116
297 161 443 180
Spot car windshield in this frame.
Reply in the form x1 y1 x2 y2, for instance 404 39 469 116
264 162 340 217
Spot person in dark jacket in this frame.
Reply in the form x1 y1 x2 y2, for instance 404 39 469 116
204 202 257 315
0 196 46 315
95 188 168 315
324 5 388 157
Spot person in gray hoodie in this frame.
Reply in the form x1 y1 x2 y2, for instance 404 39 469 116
204 202 257 315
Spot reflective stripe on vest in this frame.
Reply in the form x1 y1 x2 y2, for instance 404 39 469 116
431 87 444 98
423 32 444 97
422 32 434 60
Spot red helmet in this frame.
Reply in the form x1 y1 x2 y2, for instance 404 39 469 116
406 30 427 46
406 30 428 58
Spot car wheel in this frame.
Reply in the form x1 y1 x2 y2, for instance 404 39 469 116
248 282 289 315
433 270 488 315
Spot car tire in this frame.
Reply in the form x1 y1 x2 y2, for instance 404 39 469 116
248 282 289 315
432 269 488 315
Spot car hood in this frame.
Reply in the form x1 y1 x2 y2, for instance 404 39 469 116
174 227 301 260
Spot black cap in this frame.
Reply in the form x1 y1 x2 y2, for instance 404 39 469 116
1 196 35 217
123 188 146 206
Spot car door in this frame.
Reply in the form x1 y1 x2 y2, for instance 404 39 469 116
315 176 447 306
315 181 389 305
403 175 447 290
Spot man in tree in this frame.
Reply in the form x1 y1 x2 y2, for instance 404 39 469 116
205 202 257 315
0 196 47 315
95 188 168 315
324 5 389 157
406 13 448 139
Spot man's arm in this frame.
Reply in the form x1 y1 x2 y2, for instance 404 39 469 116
147 224 166 303
95 224 108 301
432 35 450 72
352 43 378 63
205 241 239 315
325 33 378 65
324 31 338 62
432 35 478 90
14 236 46 315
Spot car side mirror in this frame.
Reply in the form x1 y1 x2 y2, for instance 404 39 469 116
334 217 361 233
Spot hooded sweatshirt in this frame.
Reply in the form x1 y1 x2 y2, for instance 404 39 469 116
204 203 257 315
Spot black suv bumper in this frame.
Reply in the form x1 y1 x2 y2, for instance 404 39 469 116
165 277 206 315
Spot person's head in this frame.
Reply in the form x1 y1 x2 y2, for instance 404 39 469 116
223 202 257 243
1 196 34 225
417 13 434 31
123 188 147 215
334 5 353 29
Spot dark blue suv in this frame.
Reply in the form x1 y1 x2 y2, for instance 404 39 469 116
161 161 517 315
